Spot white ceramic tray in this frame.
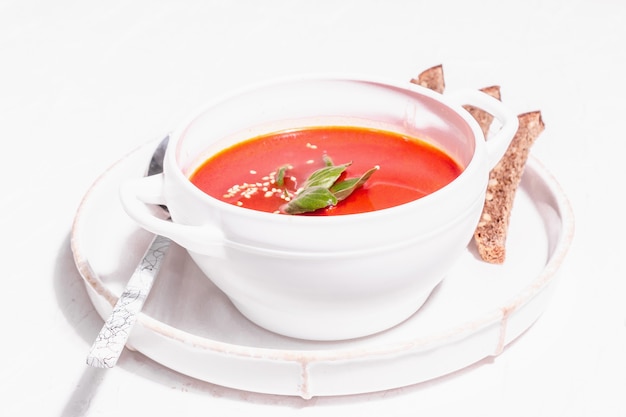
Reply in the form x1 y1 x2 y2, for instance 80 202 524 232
71 139 574 399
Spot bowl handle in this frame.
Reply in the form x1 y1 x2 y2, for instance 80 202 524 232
446 89 519 169
119 174 226 256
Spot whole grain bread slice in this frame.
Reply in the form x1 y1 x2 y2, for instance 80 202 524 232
473 111 545 263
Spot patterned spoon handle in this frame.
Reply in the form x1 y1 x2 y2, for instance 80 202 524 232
86 234 171 368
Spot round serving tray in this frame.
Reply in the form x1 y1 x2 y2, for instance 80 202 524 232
71 138 574 399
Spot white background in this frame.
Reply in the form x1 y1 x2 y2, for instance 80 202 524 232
1 0 624 416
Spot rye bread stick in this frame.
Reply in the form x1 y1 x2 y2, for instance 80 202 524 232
473 111 545 263
411 65 542 263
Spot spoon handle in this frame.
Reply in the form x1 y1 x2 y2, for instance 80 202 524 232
86 234 171 368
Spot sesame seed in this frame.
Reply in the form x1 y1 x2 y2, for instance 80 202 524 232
250 170 257 175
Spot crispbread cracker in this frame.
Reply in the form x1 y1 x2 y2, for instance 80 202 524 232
473 111 545 263
412 64 544 264
410 64 445 93
463 85 501 138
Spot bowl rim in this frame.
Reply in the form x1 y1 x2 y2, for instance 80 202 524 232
165 74 488 224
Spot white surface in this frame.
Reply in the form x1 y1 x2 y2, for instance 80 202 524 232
72 140 572 398
1 0 624 416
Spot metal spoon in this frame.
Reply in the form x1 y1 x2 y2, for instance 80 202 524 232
86 136 171 368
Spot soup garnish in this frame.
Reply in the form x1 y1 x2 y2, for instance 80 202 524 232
280 159 378 214
189 126 463 215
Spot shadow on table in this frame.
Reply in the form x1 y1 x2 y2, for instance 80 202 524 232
53 231 510 415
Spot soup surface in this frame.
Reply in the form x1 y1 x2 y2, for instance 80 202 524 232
189 126 463 215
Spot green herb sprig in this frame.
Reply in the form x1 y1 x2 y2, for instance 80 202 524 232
281 157 378 215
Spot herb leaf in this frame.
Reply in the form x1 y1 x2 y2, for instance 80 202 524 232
302 163 351 189
330 165 379 201
275 164 290 187
276 156 377 215
282 186 338 214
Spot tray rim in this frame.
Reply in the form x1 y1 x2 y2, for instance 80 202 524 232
71 139 575 397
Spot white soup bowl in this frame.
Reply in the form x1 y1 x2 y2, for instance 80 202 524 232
119 76 518 341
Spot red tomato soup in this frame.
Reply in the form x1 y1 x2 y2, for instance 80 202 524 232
189 126 463 216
